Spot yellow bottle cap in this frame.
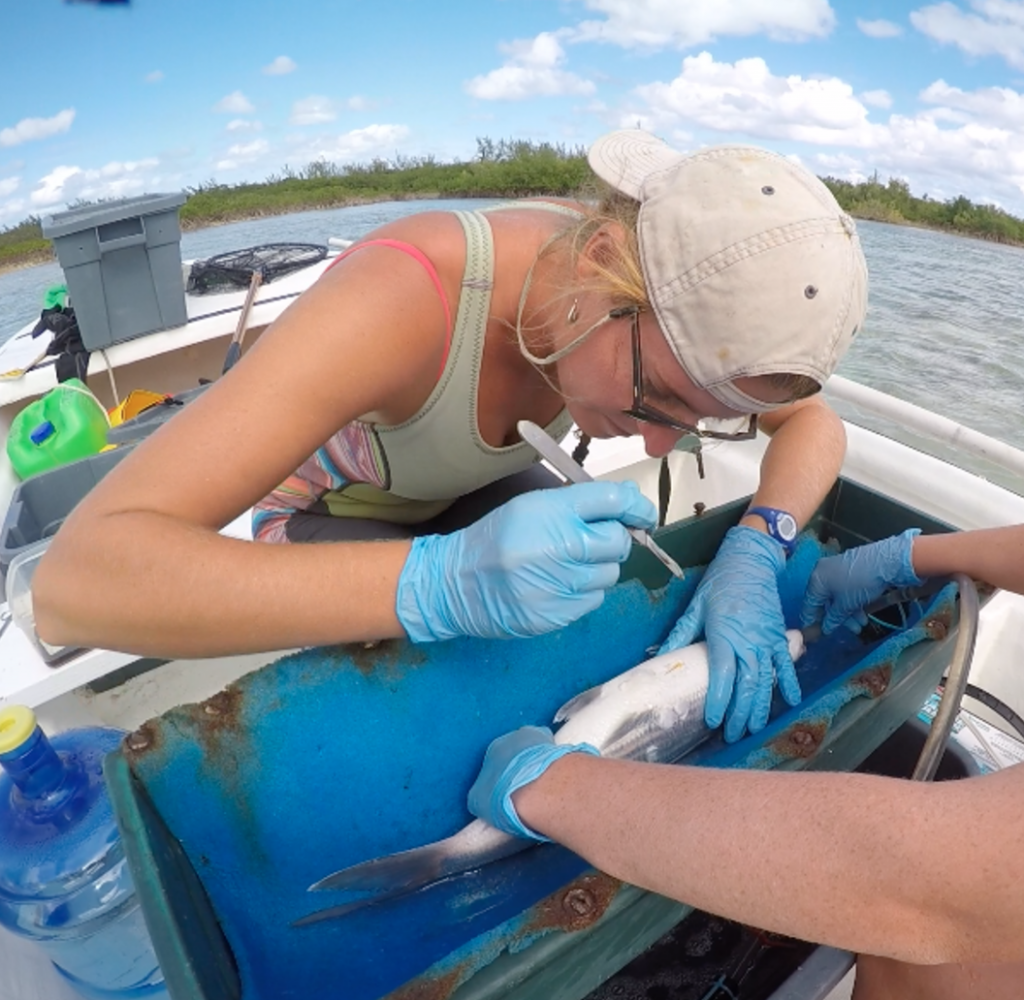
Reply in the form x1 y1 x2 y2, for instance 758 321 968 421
0 706 37 755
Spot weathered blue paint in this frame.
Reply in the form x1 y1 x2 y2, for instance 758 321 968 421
388 587 958 1000
114 535 951 1000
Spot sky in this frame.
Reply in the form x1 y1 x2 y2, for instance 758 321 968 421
7 0 1024 226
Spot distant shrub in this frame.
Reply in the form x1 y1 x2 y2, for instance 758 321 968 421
5 144 1024 270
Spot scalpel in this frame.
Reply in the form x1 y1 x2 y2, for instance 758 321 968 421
517 420 686 581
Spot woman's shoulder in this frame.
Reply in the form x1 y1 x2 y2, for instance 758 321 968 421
487 197 588 215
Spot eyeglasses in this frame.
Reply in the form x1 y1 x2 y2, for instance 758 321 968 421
617 306 758 441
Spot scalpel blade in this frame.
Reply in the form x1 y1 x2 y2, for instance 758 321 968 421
517 421 686 581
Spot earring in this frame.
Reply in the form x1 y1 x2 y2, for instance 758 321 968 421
567 299 580 324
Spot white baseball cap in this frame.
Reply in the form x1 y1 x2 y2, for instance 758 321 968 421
588 130 869 412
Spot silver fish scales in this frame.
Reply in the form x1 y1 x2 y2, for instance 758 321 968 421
296 631 805 925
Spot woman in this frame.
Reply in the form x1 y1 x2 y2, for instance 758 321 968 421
467 526 1024 999
34 130 867 742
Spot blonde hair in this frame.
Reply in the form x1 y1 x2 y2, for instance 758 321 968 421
554 186 648 309
546 183 821 402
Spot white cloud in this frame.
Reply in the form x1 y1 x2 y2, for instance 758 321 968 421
628 52 1024 205
291 96 338 125
911 1 1024 69
290 124 411 163
30 166 82 206
346 95 376 111
921 77 1024 125
814 151 870 183
0 109 75 148
879 115 1024 193
0 177 19 198
227 118 264 132
263 55 297 76
213 91 255 114
857 18 903 38
215 139 270 172
0 198 26 225
631 52 883 146
145 70 164 83
569 0 835 49
29 158 162 208
465 32 595 100
861 89 893 108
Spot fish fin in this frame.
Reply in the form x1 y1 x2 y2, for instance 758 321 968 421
294 872 468 927
553 684 603 724
308 840 447 894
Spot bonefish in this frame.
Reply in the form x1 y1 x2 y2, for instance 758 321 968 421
296 631 805 926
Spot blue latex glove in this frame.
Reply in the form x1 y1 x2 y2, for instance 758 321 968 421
800 529 922 636
396 481 657 642
658 525 801 743
467 725 600 841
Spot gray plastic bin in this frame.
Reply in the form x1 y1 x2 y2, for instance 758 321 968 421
42 193 188 350
0 444 134 581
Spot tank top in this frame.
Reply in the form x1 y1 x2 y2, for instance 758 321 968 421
253 202 581 542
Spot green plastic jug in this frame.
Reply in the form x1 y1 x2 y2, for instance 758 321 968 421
6 379 110 480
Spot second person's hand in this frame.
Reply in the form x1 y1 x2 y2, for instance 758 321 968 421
396 481 658 642
800 529 922 636
658 525 801 743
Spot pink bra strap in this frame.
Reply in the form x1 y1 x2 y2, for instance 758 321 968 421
326 239 453 377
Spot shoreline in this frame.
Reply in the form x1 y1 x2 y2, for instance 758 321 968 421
4 196 1024 277
0 193 451 277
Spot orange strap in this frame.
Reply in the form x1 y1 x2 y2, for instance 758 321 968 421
327 239 453 378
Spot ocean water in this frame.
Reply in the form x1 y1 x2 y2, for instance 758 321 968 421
1 203 1021 491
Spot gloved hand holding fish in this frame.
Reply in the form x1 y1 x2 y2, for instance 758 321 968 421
298 629 805 925
658 525 803 743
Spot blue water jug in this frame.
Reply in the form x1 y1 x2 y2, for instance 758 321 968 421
0 706 165 999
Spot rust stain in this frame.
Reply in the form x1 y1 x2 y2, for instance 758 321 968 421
523 871 622 934
186 686 245 737
385 965 468 1000
181 683 266 866
384 873 622 1000
767 720 828 760
850 664 892 699
316 638 429 679
923 617 949 641
122 720 161 760
974 579 996 600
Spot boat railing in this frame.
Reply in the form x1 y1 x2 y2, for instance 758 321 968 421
827 375 1024 479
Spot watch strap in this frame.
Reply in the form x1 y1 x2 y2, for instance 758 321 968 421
746 506 798 553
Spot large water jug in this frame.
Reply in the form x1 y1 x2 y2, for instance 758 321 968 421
6 379 109 480
0 706 166 999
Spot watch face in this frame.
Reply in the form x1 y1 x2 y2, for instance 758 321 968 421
777 512 798 542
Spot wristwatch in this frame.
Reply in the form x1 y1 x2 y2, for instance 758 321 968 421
745 506 798 553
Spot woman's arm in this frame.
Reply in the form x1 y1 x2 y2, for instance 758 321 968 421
744 395 846 531
34 229 454 658
513 752 1024 965
913 525 1024 594
657 397 847 740
801 523 1024 637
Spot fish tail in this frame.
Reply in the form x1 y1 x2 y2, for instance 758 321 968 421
308 841 448 894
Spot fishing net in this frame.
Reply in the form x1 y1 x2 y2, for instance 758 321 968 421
186 243 328 294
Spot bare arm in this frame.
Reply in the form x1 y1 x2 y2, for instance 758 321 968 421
913 525 1024 594
515 753 1024 965
742 396 846 533
34 222 455 658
